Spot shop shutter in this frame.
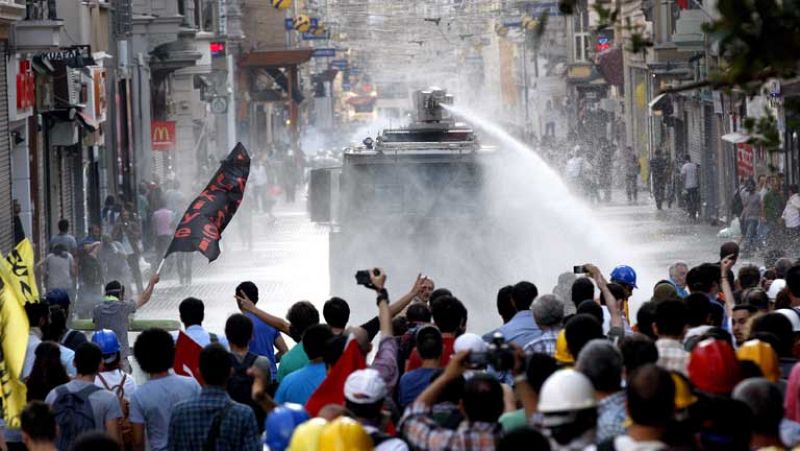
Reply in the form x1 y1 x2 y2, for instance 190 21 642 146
0 42 14 253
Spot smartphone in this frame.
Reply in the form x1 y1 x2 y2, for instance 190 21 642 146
573 265 587 274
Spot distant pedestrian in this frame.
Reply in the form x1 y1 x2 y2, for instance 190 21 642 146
251 157 268 214
680 155 701 220
77 225 104 315
101 195 121 236
49 219 77 255
783 184 800 253
151 197 174 273
649 149 669 210
740 178 762 254
624 146 639 203
38 244 75 301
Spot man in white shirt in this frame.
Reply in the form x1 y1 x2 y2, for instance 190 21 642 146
250 159 268 213
171 297 228 348
680 155 700 220
783 184 800 242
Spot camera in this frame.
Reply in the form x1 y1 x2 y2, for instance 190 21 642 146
573 265 587 274
466 332 514 372
355 268 380 287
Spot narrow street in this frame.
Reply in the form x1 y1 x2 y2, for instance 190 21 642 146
139 188 728 336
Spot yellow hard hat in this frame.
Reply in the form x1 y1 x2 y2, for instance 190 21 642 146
293 15 312 33
271 0 292 10
287 418 328 451
318 417 373 451
671 372 698 411
555 329 574 365
737 339 780 382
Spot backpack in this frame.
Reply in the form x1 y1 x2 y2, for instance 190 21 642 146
52 384 102 451
226 353 264 429
97 372 133 450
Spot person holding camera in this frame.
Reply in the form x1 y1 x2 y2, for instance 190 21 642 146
399 350 505 450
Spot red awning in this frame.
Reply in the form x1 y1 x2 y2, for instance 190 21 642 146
596 47 624 89
239 49 314 68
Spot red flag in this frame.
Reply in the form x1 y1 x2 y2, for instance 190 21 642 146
173 331 204 384
305 337 366 416
165 143 250 262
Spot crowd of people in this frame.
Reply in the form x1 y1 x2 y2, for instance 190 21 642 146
10 238 800 450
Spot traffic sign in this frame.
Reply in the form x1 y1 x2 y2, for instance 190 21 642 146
303 30 330 40
312 48 336 58
285 17 319 31
330 59 348 70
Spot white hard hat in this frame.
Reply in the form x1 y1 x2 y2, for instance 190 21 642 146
538 369 597 413
768 279 786 300
776 308 800 332
454 333 488 354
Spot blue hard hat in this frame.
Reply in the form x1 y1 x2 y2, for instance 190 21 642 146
265 403 310 451
45 289 71 308
610 265 638 289
91 329 121 355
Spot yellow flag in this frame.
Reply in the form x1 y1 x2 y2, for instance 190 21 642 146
2 239 40 304
0 261 30 428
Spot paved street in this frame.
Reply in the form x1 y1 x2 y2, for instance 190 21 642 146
137 187 732 337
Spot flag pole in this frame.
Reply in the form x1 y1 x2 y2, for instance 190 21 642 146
156 257 166 276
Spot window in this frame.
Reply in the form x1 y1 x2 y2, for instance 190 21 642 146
574 33 589 62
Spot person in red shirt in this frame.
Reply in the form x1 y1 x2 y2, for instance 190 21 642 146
406 296 467 371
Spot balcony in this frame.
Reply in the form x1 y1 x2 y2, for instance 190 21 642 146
0 0 26 25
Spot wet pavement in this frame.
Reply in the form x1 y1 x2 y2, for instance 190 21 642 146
138 188 735 337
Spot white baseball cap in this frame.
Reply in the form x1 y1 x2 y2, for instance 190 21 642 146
344 368 387 404
454 333 488 354
768 279 787 301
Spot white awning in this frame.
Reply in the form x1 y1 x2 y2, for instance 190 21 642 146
721 131 750 144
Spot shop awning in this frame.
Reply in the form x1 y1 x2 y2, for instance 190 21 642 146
721 131 750 144
239 49 314 68
76 111 98 132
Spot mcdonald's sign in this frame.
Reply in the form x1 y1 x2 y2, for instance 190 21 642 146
152 121 176 151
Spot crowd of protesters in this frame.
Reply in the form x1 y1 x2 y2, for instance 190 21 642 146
11 238 800 450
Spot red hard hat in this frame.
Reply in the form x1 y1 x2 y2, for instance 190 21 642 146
688 338 741 395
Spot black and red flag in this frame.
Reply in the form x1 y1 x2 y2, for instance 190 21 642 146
165 143 250 262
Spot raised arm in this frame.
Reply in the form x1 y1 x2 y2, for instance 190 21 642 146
135 273 160 309
585 264 622 329
388 274 428 318
720 254 736 319
236 292 291 335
